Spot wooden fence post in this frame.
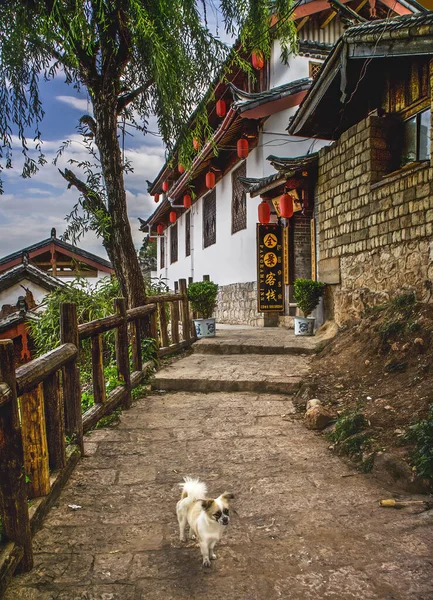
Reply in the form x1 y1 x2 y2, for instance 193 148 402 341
131 319 142 372
60 303 84 454
43 371 66 471
21 384 50 498
0 340 33 572
174 281 179 293
91 334 106 404
158 302 170 348
179 279 191 342
114 298 132 409
170 301 180 344
150 309 159 350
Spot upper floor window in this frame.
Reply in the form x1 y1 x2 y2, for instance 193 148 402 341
203 190 216 248
160 235 165 269
232 162 247 234
401 108 431 166
309 61 322 80
170 223 178 264
185 211 191 257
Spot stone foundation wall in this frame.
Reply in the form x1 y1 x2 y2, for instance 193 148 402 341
214 281 265 326
316 114 433 327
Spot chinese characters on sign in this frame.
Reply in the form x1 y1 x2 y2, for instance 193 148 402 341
257 224 284 312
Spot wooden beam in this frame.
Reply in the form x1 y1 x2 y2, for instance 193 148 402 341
353 0 369 13
320 9 337 29
294 0 350 18
296 16 309 31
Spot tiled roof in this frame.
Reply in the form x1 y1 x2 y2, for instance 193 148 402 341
0 262 67 293
230 78 312 113
342 10 433 42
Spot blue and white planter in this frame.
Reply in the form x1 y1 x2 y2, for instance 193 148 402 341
194 317 216 338
294 316 315 336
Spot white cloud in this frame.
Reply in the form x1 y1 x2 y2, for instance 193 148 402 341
55 96 90 112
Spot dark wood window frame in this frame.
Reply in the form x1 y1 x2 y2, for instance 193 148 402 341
232 161 247 234
160 235 165 269
203 190 216 248
170 222 178 264
185 211 191 257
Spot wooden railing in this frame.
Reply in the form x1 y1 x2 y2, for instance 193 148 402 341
0 280 194 595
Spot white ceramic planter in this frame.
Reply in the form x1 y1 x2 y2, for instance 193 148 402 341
194 317 216 338
294 316 315 336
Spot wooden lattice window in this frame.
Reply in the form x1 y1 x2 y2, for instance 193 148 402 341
185 211 191 257
170 223 178 264
160 235 165 269
203 190 216 248
309 61 322 80
232 162 247 234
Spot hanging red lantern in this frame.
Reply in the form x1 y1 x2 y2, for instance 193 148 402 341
216 99 226 118
252 51 264 70
206 171 215 189
280 193 294 219
258 200 270 225
162 181 169 192
157 224 164 235
183 194 192 209
237 138 249 159
154 193 160 203
169 211 177 224
193 138 200 151
178 163 185 174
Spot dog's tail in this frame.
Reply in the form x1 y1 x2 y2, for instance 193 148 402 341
179 477 207 502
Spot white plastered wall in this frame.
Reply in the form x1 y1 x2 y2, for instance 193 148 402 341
0 280 49 308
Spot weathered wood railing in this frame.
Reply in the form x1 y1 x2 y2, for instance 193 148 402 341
0 280 195 595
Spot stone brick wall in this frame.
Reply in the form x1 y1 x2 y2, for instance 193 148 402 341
316 114 433 326
292 214 312 281
214 281 265 326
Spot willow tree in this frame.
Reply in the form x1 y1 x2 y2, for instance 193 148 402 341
0 1 296 308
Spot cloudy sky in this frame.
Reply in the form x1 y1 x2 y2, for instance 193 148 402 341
0 73 166 261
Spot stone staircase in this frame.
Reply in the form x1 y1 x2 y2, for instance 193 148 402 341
151 325 316 395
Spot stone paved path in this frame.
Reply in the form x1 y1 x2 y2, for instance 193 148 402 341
5 329 433 599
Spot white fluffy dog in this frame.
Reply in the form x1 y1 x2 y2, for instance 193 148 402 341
176 477 234 568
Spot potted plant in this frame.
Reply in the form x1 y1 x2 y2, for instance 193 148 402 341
187 280 219 338
293 278 326 336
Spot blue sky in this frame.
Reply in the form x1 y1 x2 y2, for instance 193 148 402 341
0 73 166 260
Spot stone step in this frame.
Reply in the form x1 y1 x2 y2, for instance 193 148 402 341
151 353 310 395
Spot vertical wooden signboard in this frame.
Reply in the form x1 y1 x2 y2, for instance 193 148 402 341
283 226 289 285
310 219 317 281
257 224 284 312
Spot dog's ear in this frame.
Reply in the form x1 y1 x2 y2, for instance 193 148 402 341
201 499 214 511
221 492 234 501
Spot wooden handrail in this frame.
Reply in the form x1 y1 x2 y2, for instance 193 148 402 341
78 314 123 339
126 303 156 321
15 344 77 396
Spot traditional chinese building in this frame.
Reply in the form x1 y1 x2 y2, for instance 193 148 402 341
143 0 425 327
286 10 433 325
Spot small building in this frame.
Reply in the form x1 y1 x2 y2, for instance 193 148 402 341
287 10 433 325
143 0 423 327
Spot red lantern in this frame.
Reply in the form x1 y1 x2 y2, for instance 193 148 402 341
154 193 160 203
252 51 264 70
178 163 185 174
206 171 215 189
157 224 164 235
193 138 200 151
162 181 169 192
280 193 294 219
216 99 226 118
237 138 249 159
183 194 192 209
169 211 177 224
258 200 270 225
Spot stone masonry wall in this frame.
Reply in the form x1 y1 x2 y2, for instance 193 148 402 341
215 281 265 326
292 213 312 281
316 114 433 326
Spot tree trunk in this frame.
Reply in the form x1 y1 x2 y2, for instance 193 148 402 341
93 95 146 309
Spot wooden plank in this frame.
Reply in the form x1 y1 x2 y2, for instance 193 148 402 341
114 298 132 410
82 386 128 433
158 301 170 348
179 279 191 342
0 542 24 598
157 339 194 358
318 257 340 284
15 343 77 396
78 314 123 339
0 382 12 408
60 303 84 454
21 384 51 499
91 334 106 405
126 303 157 320
0 340 33 572
144 293 183 304
43 372 66 471
170 301 180 345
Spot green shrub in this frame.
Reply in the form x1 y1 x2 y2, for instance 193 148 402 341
407 405 433 483
328 409 366 444
187 280 218 319
293 279 326 317
391 291 416 310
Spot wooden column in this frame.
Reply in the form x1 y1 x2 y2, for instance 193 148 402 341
0 341 33 572
158 302 169 348
60 303 84 454
150 309 159 350
114 298 132 409
91 334 106 404
21 384 50 498
171 301 180 344
179 279 191 342
131 319 142 372
43 371 66 471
